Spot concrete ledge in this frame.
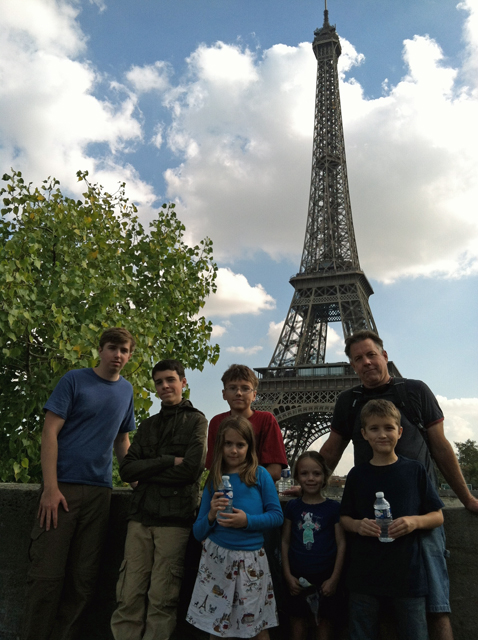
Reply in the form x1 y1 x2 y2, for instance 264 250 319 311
0 485 476 640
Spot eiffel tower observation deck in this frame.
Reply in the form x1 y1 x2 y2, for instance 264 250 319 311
253 4 400 466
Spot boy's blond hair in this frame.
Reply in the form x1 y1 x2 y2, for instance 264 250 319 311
221 364 258 390
360 399 401 430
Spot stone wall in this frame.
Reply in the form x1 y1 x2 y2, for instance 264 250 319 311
0 485 476 640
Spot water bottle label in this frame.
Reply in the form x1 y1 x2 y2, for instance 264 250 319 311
223 490 233 500
374 508 391 519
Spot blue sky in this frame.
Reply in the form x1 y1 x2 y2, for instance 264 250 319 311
1 0 477 474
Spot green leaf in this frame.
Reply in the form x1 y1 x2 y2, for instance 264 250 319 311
0 168 219 484
13 462 22 480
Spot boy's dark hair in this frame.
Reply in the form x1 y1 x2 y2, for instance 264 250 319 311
99 328 136 352
344 330 384 358
221 364 258 390
361 399 401 430
208 416 259 490
151 359 185 380
293 451 332 497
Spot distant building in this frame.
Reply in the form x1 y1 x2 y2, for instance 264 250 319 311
329 475 347 489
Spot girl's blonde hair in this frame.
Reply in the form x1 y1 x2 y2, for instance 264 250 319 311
293 451 332 498
207 416 259 490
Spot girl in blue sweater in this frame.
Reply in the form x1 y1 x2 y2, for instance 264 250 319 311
187 416 283 639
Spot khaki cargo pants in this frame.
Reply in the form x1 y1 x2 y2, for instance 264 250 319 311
111 520 190 640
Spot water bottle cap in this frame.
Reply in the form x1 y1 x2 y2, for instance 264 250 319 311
222 475 230 481
376 492 384 498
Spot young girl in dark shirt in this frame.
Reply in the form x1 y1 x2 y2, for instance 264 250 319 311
282 452 346 640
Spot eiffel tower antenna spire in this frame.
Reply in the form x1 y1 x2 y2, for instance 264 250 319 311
253 7 400 465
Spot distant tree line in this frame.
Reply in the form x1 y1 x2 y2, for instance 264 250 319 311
455 439 478 489
436 439 478 490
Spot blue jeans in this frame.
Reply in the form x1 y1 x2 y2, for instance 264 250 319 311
421 525 451 613
349 592 428 640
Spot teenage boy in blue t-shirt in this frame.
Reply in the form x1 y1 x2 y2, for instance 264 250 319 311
340 399 444 640
23 328 136 640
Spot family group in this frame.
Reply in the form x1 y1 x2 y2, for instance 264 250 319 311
21 327 477 640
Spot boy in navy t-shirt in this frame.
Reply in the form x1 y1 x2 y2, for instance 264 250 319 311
23 328 136 640
340 399 444 640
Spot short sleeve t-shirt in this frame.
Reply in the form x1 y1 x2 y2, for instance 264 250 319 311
44 368 135 487
206 410 288 469
340 456 444 598
331 378 444 482
284 498 340 576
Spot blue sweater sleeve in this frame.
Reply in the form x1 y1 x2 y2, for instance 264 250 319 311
246 466 284 531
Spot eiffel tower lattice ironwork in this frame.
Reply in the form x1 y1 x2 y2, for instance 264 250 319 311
253 6 400 466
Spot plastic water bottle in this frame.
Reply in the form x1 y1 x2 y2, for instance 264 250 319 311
284 468 292 491
218 475 233 513
279 468 291 493
374 491 394 543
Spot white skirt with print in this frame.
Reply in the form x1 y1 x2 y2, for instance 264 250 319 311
186 538 278 638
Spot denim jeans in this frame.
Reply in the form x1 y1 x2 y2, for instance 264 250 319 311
421 525 451 613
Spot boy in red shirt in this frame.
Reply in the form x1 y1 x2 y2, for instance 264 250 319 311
206 364 287 480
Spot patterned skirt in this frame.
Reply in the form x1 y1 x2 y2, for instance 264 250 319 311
186 538 279 638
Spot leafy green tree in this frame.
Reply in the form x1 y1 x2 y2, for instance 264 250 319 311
0 169 219 483
455 439 478 489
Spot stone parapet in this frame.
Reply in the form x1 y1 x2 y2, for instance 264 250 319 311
0 484 476 640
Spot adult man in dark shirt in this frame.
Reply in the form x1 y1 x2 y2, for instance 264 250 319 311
319 330 478 640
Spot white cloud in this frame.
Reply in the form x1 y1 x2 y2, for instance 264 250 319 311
1 0 86 57
126 61 172 93
0 0 155 207
203 268 276 318
343 29 478 282
211 324 227 338
325 326 345 360
151 123 165 149
186 42 259 87
459 0 478 83
226 345 263 356
267 320 344 358
437 396 478 445
267 320 284 345
3 0 478 286
158 2 478 281
162 41 316 261
89 0 107 12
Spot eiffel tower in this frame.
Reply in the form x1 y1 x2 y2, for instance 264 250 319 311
253 4 400 466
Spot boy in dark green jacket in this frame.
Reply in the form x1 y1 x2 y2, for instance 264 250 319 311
111 359 208 640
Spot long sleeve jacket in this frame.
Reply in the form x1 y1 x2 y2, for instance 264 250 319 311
120 399 208 527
